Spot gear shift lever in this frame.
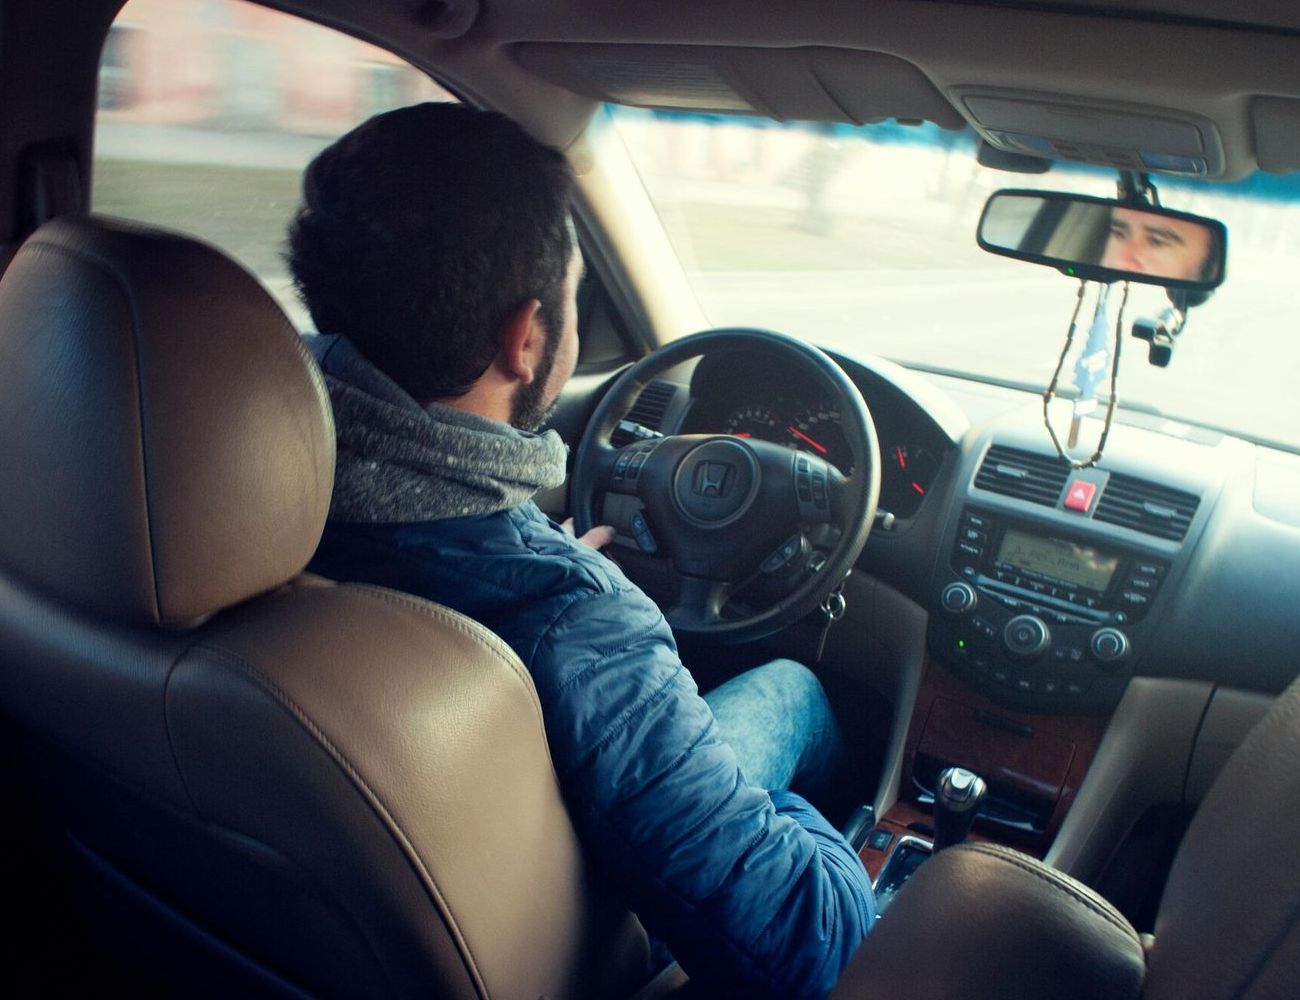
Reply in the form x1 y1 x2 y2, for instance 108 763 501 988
933 766 987 851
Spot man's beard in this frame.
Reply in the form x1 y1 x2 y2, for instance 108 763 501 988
509 327 561 431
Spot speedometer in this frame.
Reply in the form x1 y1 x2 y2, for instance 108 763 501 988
789 402 852 473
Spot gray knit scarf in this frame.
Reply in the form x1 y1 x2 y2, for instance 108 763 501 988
309 335 568 523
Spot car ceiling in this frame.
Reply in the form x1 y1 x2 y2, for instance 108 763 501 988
2 0 1299 250
254 0 1300 180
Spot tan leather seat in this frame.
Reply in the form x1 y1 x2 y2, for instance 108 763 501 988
0 215 649 998
830 673 1300 1000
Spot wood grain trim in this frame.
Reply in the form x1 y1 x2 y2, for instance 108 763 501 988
896 657 1109 853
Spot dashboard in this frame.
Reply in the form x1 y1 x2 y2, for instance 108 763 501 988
611 341 1300 711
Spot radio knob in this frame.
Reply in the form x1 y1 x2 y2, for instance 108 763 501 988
1004 614 1050 659
1090 627 1129 664
941 581 978 615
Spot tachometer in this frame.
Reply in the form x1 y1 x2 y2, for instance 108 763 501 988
724 404 781 442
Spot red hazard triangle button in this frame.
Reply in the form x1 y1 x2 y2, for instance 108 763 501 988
1064 479 1097 513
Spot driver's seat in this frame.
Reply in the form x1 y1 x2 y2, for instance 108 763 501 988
0 215 651 998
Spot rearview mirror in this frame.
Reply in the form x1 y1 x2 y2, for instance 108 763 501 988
978 190 1226 291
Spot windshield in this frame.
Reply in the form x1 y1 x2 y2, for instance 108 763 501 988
608 107 1300 452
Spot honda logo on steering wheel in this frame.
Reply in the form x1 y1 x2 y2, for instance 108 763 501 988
693 461 733 498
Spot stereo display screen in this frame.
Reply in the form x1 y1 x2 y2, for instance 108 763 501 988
996 529 1119 593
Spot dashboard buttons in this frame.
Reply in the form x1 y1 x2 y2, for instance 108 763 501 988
941 581 978 614
1090 627 1129 664
1063 478 1098 513
1003 615 1050 659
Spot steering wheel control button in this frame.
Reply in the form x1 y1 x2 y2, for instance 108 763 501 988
612 442 660 488
1090 627 1129 663
630 511 658 554
796 457 812 501
940 581 977 614
811 473 827 508
672 439 760 527
761 534 804 574
1063 478 1098 513
1003 614 1050 659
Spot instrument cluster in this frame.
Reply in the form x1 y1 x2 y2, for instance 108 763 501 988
713 395 942 520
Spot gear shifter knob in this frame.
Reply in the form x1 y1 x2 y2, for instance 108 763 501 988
933 766 987 851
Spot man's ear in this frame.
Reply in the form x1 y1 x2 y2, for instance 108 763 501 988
497 298 545 385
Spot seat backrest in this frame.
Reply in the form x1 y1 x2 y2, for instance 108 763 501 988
0 216 647 999
1143 674 1300 1000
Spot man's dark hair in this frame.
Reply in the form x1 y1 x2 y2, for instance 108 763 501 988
288 102 575 404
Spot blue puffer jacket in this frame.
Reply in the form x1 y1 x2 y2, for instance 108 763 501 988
310 502 874 998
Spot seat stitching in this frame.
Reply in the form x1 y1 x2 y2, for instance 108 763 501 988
956 843 1143 946
346 584 539 701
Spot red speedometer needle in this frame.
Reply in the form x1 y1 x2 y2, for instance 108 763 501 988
787 426 828 454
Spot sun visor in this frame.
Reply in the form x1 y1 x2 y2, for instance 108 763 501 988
512 43 965 128
1252 97 1300 173
954 90 1225 177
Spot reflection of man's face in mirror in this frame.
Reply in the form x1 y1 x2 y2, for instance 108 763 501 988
1101 207 1214 281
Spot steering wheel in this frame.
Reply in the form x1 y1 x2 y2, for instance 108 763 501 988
572 328 880 643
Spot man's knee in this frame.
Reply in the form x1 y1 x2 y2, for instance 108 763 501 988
759 658 828 706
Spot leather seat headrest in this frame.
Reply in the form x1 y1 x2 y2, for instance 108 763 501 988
0 215 335 626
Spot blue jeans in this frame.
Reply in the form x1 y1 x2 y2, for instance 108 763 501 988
702 658 843 799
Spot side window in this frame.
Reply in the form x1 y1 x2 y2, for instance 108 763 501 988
93 0 455 328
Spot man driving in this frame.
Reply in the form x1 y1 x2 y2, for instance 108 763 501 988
290 102 874 998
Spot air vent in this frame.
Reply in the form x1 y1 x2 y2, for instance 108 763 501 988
611 380 676 446
1094 473 1199 541
973 445 1071 507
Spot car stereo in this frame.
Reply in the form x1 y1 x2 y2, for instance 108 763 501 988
929 506 1169 713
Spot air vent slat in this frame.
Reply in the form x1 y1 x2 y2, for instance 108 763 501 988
1094 473 1199 541
611 380 676 446
973 445 1071 507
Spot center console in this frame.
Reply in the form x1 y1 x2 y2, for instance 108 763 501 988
858 659 1108 901
855 428 1216 905
929 505 1169 713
